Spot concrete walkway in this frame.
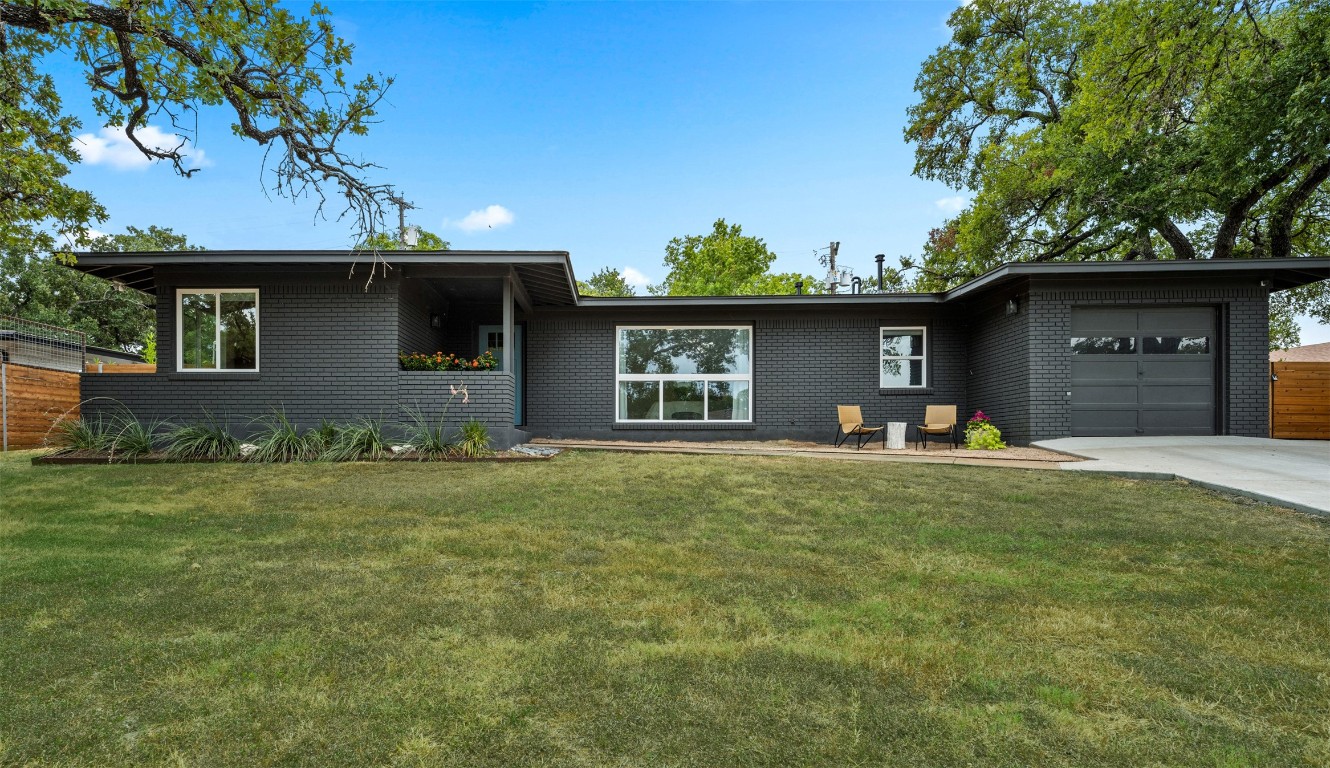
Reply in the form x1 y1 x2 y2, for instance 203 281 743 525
1035 436 1330 516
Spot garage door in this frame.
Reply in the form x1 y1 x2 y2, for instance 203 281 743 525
1070 307 1216 436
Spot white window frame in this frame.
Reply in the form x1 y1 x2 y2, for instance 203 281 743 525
176 288 260 373
615 325 753 423
880 326 926 388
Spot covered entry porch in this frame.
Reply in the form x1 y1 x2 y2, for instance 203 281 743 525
395 254 578 432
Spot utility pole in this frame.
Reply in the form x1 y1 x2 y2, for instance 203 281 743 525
821 241 842 294
386 191 416 246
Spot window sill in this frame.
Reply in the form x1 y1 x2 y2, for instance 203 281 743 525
612 422 757 431
879 387 933 396
168 373 262 381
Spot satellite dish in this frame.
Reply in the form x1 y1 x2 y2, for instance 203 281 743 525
402 226 420 247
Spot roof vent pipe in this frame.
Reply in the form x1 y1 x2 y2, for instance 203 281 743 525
794 280 803 296
875 253 885 291
851 276 862 295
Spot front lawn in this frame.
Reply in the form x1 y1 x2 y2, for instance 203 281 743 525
2 451 1327 766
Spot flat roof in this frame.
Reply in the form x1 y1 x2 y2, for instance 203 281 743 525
65 251 1329 308
67 250 580 307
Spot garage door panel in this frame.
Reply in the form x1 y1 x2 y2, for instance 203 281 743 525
1072 359 1138 379
1140 408 1214 433
1072 385 1138 405
1071 309 1138 333
1139 307 1213 331
1069 307 1215 437
1140 359 1213 379
1071 410 1138 436
1140 384 1213 405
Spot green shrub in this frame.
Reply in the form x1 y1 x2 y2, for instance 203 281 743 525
108 412 167 458
248 409 313 462
141 330 157 365
165 412 240 461
454 419 493 458
324 417 389 461
50 415 113 452
965 422 1007 450
402 407 452 459
305 419 340 458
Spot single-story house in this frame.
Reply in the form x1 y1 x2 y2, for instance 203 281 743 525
66 251 1330 448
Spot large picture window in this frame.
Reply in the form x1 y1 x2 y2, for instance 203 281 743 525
177 289 259 371
880 327 926 388
616 326 751 422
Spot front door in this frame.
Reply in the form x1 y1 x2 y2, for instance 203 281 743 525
478 325 523 425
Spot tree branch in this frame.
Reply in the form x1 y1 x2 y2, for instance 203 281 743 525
1269 159 1330 259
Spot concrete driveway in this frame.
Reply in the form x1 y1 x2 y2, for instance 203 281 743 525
1034 436 1330 516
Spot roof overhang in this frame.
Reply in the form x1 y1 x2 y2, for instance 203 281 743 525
66 252 1328 310
944 258 1330 301
577 292 944 308
66 250 580 307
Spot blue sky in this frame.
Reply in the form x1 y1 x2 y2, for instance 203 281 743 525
49 0 1329 342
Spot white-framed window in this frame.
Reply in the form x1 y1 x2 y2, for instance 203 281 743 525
616 326 752 422
880 326 925 388
176 289 259 372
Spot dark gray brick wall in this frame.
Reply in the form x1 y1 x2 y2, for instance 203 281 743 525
82 267 521 448
80 266 1273 450
1024 278 1269 440
397 280 448 354
524 311 967 443
965 295 1031 444
398 370 513 432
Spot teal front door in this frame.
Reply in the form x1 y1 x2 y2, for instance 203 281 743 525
478 325 522 425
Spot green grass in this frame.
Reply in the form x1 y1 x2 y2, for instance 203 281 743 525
1 450 1327 767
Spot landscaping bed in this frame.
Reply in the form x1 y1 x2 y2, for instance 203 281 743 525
31 449 552 465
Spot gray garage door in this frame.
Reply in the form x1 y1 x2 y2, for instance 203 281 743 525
1069 307 1216 436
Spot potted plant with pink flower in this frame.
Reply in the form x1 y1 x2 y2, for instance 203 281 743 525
965 410 1007 450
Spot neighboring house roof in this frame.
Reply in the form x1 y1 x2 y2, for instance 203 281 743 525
1271 341 1330 362
66 252 1330 308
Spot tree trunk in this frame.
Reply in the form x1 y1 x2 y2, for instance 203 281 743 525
1269 159 1330 259
1214 159 1302 259
1154 218 1196 260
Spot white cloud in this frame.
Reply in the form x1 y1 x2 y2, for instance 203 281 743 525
74 125 211 171
61 228 109 248
450 204 515 233
620 266 651 288
934 196 967 214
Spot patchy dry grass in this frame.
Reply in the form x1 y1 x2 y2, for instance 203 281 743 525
1 450 1327 766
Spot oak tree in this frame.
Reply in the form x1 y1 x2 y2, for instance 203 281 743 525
904 0 1330 343
2 0 398 257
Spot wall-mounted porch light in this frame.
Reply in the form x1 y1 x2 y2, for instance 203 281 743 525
430 313 443 328
1005 298 1019 316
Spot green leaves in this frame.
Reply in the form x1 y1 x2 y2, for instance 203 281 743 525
2 0 399 254
651 218 815 296
577 267 637 297
0 225 199 351
903 0 1330 317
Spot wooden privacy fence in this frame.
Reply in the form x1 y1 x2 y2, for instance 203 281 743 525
1 362 80 450
84 363 156 374
1270 362 1330 440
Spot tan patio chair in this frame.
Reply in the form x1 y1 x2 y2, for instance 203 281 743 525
915 405 959 450
835 405 885 450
